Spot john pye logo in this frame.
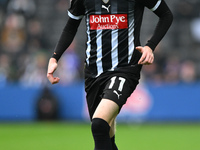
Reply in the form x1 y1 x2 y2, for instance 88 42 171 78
90 14 128 30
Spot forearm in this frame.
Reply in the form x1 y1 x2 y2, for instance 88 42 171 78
52 17 81 61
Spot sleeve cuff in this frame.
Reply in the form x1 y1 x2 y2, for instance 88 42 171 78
52 53 61 62
145 41 157 51
68 11 83 20
150 0 162 12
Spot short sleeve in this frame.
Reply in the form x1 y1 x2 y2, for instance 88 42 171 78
68 0 85 20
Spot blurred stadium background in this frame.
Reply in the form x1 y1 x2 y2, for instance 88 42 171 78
0 0 200 150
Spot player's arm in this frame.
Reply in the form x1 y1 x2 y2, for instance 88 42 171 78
144 0 173 51
52 18 82 61
137 0 173 65
47 18 82 84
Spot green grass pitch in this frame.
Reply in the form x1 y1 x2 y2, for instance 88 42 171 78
0 122 200 150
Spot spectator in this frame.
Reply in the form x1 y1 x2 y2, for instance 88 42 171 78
180 60 197 83
0 13 26 53
0 53 10 85
20 52 49 87
7 0 36 18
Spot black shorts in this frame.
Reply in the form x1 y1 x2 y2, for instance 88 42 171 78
85 71 139 120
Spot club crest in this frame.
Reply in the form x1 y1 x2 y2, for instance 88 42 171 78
102 0 109 4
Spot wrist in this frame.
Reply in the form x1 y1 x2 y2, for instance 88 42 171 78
144 46 153 53
50 57 58 63
52 52 60 62
145 41 156 51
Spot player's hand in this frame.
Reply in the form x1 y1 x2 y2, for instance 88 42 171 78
47 58 60 84
136 46 154 65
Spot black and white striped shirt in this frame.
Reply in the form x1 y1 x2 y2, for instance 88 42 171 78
53 0 173 78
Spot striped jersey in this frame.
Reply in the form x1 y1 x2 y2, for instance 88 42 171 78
68 0 163 78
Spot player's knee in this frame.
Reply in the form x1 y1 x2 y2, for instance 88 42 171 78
91 118 110 135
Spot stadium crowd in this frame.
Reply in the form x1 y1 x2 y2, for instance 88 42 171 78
0 0 200 87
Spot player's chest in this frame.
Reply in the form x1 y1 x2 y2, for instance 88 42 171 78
84 0 136 30
84 0 136 14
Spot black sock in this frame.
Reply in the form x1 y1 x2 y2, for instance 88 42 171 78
91 118 112 150
111 136 118 150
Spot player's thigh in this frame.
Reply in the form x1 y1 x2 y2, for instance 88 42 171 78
92 98 119 125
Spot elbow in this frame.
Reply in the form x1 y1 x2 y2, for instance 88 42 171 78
160 10 174 26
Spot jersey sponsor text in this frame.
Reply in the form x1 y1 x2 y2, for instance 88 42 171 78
90 14 128 30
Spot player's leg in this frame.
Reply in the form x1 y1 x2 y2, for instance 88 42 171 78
109 117 116 137
92 98 119 150
92 99 119 124
87 73 138 150
110 117 118 150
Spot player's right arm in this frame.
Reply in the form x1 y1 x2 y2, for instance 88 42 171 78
51 18 82 61
47 0 85 84
47 18 82 84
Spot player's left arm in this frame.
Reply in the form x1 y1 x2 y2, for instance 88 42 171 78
137 46 154 65
137 0 173 65
145 0 173 51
